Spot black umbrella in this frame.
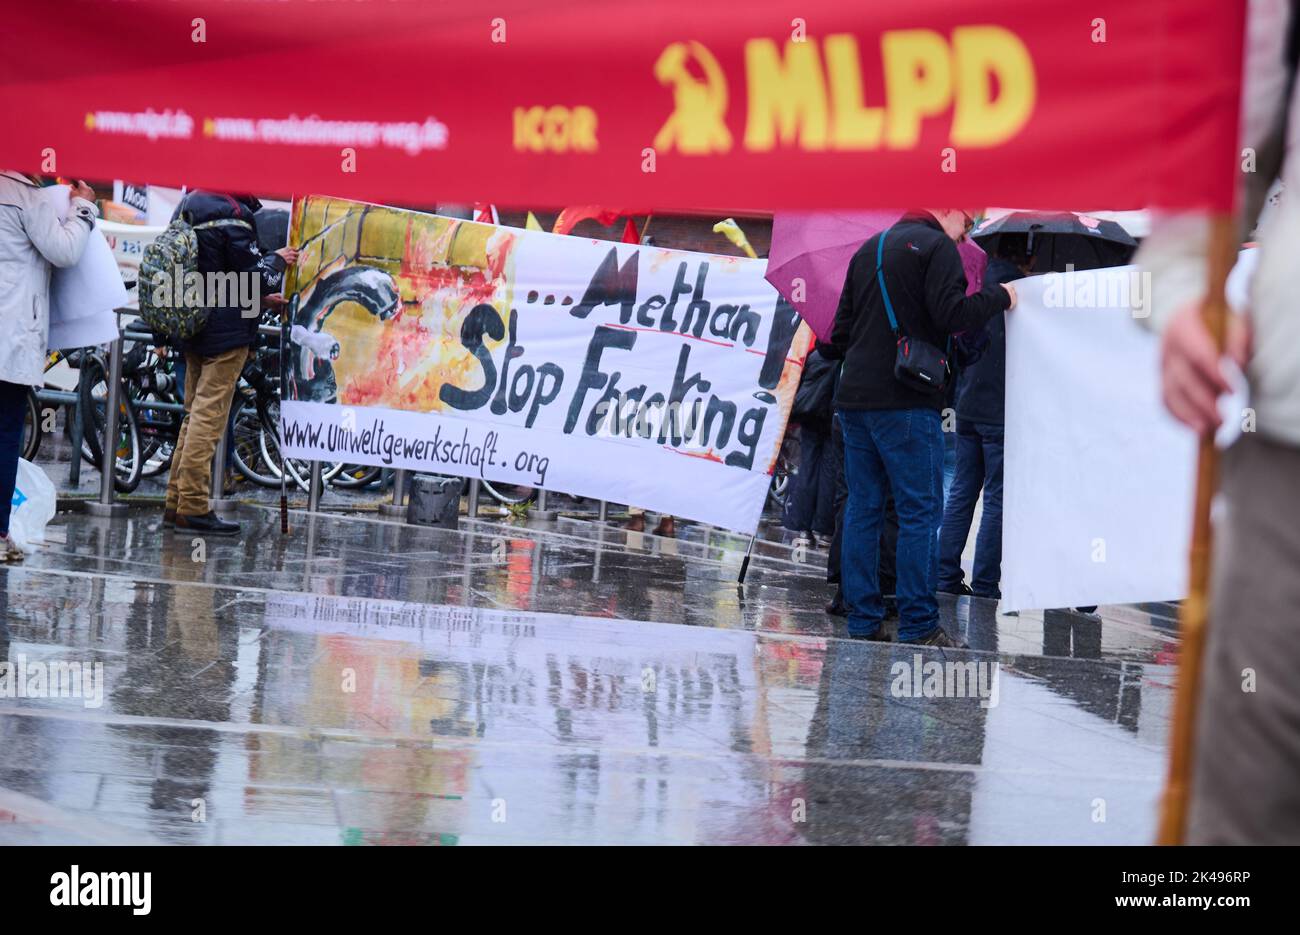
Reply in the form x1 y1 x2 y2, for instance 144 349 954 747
971 211 1137 272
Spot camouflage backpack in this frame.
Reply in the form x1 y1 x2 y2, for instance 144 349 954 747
137 215 252 340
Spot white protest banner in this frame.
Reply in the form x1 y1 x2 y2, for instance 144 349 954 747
280 196 810 533
1000 261 1250 612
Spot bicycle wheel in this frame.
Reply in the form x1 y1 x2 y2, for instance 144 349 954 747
231 399 281 487
131 389 181 477
77 355 107 467
766 434 797 509
254 394 344 490
78 360 143 494
330 464 383 489
21 390 42 461
110 402 144 494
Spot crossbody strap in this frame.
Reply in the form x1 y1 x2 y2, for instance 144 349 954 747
875 228 901 336
875 226 953 358
192 218 253 232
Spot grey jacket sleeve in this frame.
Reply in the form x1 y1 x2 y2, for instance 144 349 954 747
22 194 98 268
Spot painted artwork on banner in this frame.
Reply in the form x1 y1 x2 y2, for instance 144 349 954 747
280 195 811 533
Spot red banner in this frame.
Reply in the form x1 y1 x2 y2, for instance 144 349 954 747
1 0 1244 212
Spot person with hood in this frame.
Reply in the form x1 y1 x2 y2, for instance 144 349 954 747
825 209 1015 646
936 236 1031 600
163 191 297 536
0 172 98 561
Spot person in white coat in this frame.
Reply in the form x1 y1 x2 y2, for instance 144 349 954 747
0 171 98 560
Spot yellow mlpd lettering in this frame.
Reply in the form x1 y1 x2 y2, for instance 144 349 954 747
743 38 828 150
950 26 1035 146
882 29 953 149
824 34 884 148
513 105 598 153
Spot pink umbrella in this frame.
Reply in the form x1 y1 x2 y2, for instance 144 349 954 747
766 212 987 344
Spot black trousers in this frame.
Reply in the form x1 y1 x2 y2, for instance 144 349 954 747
827 412 898 597
0 381 28 536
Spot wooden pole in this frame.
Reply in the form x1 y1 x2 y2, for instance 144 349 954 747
1156 213 1238 845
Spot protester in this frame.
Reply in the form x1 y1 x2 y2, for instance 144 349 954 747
1138 0 1300 844
164 191 296 536
0 172 98 561
825 209 1016 645
936 236 1031 600
782 343 838 543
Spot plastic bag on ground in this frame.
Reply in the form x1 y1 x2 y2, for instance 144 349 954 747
9 459 57 553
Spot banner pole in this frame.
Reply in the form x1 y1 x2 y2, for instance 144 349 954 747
280 295 295 536
1156 212 1238 845
738 532 757 584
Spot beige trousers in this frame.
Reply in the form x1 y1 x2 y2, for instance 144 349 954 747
165 347 248 516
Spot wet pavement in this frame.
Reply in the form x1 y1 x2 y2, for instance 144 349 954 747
0 504 1177 845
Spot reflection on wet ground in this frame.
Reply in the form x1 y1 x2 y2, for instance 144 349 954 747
0 505 1176 844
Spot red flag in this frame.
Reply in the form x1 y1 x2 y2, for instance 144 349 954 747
552 206 624 236
0 0 1245 213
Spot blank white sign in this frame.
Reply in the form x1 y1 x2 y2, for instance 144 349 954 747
1000 261 1249 612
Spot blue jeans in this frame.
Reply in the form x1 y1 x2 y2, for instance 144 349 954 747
937 420 1004 597
942 428 957 499
839 408 944 640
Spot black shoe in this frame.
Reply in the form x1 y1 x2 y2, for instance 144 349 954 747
938 582 973 597
175 512 240 537
824 597 848 617
903 627 968 649
847 628 891 642
163 508 176 529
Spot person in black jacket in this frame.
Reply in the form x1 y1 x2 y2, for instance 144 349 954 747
937 238 1032 599
824 209 1015 646
163 191 297 536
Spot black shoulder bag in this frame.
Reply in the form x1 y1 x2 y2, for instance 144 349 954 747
875 229 949 392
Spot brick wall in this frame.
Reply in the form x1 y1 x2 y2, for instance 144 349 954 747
495 210 773 259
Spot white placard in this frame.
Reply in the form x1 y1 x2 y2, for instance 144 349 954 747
1000 261 1249 612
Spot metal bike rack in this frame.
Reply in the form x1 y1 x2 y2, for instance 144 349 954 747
83 336 127 518
533 488 556 521
306 460 323 512
378 468 408 519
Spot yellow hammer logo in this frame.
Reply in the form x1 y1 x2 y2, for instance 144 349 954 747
653 41 731 155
